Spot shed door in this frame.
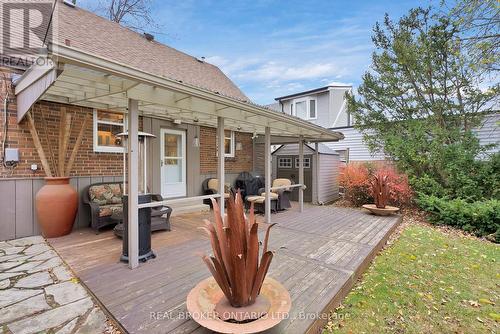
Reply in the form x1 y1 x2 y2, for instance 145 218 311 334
276 155 313 202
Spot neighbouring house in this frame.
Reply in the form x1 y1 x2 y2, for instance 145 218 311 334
268 84 387 163
270 85 500 163
0 0 342 250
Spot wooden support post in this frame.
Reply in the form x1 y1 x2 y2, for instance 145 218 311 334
299 136 304 213
265 126 271 224
127 99 139 269
217 117 225 215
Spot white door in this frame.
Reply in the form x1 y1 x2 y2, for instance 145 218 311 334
160 129 186 198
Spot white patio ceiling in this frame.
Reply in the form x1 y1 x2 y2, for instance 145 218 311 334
15 43 343 143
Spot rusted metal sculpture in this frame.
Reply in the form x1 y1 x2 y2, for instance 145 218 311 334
371 173 389 208
187 192 291 333
199 192 275 308
363 172 399 216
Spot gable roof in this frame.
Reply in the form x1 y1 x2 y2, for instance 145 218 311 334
6 0 248 102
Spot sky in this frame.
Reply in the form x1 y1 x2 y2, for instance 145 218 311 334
80 0 434 105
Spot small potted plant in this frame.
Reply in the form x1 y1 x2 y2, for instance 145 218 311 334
186 192 291 333
362 172 400 215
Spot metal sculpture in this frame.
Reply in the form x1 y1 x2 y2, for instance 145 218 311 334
371 173 389 209
200 192 276 308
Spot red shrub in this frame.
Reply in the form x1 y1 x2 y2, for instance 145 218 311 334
378 166 413 207
338 163 371 206
339 163 413 207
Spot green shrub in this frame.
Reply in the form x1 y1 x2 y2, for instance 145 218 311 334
418 195 500 242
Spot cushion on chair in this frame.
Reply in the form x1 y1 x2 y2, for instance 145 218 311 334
260 192 279 199
272 178 292 192
98 204 123 217
207 179 232 194
246 195 265 204
89 184 123 205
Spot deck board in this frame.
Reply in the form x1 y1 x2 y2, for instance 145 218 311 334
49 204 400 334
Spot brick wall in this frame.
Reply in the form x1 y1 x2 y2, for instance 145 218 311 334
0 67 125 178
0 100 126 178
199 126 253 174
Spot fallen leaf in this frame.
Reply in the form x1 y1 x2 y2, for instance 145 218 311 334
479 298 495 306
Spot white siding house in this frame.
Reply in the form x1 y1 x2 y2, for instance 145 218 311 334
272 86 499 162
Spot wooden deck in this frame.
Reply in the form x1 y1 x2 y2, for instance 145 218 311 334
48 204 401 334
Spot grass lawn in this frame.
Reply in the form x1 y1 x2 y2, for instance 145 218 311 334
324 223 499 334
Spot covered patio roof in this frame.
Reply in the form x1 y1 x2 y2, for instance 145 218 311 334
15 43 343 143
14 42 344 269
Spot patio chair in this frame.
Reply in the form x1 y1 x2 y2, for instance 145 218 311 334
83 181 172 234
150 194 172 232
258 178 292 211
83 182 124 233
202 178 233 207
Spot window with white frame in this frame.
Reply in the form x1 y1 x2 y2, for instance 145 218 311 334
295 157 311 168
291 97 317 120
93 110 125 153
217 130 235 158
224 130 235 157
278 157 292 168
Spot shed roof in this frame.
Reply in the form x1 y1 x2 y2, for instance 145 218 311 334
273 143 339 156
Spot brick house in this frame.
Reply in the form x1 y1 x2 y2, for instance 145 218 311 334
0 1 342 266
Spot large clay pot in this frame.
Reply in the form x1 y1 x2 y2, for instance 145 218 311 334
35 177 78 238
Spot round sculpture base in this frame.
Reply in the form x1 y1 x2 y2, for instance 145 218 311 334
186 277 291 334
362 204 400 216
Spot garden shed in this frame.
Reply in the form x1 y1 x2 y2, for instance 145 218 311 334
272 143 340 204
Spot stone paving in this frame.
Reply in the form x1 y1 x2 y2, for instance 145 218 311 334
0 236 109 334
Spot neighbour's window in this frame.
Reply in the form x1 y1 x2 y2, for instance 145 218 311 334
309 99 316 119
292 97 317 120
278 157 292 168
93 110 125 153
295 157 311 168
337 149 349 163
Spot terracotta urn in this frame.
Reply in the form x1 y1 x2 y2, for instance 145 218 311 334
35 177 78 238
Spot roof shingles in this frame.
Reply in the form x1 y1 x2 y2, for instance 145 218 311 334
52 1 248 101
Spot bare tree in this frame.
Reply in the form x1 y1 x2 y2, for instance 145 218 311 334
89 0 158 33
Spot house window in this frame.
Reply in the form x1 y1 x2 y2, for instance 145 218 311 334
224 130 235 157
278 157 292 168
93 110 125 153
217 130 235 158
295 157 311 168
291 97 317 120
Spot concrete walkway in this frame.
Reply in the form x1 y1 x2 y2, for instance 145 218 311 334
0 236 108 334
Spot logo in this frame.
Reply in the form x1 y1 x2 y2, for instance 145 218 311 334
1 1 54 67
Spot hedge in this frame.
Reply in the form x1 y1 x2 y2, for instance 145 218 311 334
418 195 500 242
